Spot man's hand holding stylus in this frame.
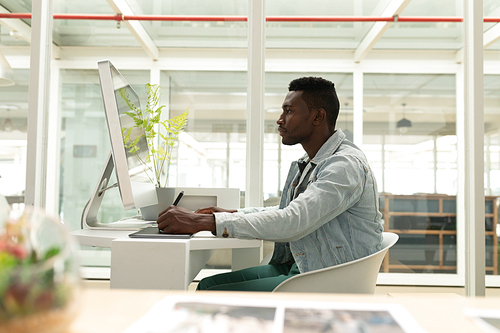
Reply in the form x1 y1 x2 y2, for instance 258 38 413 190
157 206 218 234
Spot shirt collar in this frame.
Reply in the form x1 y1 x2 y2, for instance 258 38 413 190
297 129 346 165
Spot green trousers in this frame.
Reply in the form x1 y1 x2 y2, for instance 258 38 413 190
196 263 300 292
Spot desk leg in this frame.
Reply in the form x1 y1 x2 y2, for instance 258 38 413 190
189 249 215 284
231 246 263 271
111 239 197 290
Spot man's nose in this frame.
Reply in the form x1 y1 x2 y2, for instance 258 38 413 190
277 113 284 124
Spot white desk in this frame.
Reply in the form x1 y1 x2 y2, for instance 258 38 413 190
69 289 500 333
72 229 263 290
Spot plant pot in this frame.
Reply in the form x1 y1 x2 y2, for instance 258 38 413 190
140 187 176 221
0 209 81 333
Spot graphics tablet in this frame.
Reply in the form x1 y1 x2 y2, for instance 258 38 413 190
128 227 193 239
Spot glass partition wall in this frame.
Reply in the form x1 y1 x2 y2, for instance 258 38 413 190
2 0 500 287
161 70 248 207
485 3 500 284
363 73 459 275
485 74 500 280
59 69 151 228
0 69 29 210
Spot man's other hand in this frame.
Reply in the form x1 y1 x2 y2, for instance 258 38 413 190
195 206 237 214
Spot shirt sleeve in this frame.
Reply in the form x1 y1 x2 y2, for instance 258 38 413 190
237 206 279 214
215 154 367 242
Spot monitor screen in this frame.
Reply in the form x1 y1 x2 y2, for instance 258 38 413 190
112 68 149 176
98 60 156 210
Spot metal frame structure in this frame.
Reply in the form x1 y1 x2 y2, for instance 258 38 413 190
3 0 496 294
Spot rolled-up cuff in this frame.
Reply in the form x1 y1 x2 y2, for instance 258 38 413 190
214 212 243 238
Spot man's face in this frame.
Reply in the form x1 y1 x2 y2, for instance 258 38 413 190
277 90 315 146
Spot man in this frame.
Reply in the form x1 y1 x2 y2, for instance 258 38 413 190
157 77 384 291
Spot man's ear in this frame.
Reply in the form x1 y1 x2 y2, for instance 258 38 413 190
312 108 327 125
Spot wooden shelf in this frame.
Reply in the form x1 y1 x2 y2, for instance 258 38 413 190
380 193 498 275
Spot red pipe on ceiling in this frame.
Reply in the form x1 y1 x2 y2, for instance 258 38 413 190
0 13 499 23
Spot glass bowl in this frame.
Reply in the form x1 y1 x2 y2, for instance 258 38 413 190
0 208 81 333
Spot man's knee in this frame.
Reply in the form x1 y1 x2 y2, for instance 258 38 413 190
196 276 212 290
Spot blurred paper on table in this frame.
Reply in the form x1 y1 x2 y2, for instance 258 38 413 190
122 295 426 333
464 308 500 333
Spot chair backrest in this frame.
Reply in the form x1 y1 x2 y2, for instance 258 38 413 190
0 194 9 222
272 232 399 294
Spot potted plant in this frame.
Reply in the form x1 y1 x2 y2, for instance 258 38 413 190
0 209 81 333
119 83 189 219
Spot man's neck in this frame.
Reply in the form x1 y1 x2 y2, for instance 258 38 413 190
302 130 336 160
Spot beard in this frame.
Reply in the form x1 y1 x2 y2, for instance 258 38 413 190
280 131 303 146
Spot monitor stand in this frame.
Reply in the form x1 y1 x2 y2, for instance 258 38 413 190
81 152 155 230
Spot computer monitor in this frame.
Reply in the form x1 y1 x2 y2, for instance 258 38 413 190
97 60 156 211
82 60 240 229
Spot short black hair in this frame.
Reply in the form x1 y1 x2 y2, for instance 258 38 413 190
288 77 340 127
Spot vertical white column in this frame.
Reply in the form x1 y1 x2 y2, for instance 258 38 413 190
245 0 265 208
462 0 485 296
381 135 385 193
485 135 491 196
353 69 363 146
277 140 282 196
456 68 466 285
433 136 438 194
45 63 60 216
226 132 231 188
150 67 161 86
25 0 53 208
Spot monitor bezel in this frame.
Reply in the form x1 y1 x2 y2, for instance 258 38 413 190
98 59 141 210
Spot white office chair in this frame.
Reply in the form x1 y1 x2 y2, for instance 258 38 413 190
272 232 399 294
0 194 10 222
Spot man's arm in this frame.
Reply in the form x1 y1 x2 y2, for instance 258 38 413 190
214 155 368 242
157 205 275 235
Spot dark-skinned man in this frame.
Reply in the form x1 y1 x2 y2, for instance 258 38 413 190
157 77 383 291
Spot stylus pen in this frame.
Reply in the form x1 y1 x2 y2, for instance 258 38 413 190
173 191 184 206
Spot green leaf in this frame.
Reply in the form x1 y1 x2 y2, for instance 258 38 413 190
43 247 61 261
118 83 189 187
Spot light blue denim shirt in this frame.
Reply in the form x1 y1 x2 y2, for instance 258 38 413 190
214 129 384 273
